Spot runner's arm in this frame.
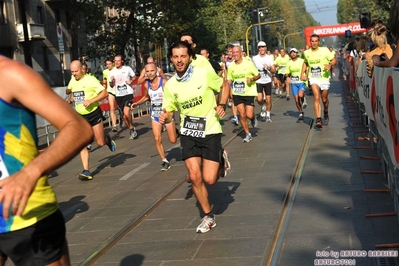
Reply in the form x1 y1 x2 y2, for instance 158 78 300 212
136 68 147 84
0 57 92 219
132 86 149 107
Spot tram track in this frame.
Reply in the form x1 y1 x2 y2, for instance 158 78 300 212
264 115 315 265
68 94 313 265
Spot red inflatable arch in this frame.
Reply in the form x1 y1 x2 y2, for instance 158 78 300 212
304 22 368 46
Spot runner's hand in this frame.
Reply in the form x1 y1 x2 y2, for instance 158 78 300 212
214 105 226 118
0 172 36 220
159 108 168 124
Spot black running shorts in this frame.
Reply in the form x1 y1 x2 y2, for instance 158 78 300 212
116 94 133 111
0 209 67 266
81 107 103 127
180 133 222 163
277 73 286 83
256 83 272 95
232 95 255 106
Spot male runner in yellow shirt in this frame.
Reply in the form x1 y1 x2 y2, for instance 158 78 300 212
302 34 336 128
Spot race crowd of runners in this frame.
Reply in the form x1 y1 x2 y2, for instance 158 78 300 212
3 0 399 262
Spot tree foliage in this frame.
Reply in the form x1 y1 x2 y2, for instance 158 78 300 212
79 0 321 65
337 0 392 25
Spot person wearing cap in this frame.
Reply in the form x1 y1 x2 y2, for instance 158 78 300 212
252 41 276 122
285 48 307 121
301 34 336 128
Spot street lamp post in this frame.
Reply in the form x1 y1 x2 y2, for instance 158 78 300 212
255 8 268 42
283 31 302 50
245 19 285 56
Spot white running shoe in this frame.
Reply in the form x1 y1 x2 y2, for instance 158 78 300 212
243 134 253 143
196 215 216 233
231 116 239 125
260 104 266 117
302 97 307 109
251 117 258 128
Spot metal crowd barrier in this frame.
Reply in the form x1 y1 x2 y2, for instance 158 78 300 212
352 57 399 222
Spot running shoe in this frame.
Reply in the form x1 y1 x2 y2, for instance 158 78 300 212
286 95 290 101
112 126 118 132
196 215 216 233
87 144 92 150
278 89 282 95
231 116 239 126
324 113 329 126
79 170 93 181
260 105 266 118
251 117 258 128
221 149 231 178
315 118 323 128
227 99 232 107
302 97 307 109
105 134 116 152
185 174 191 183
266 116 272 123
129 128 138 140
274 88 279 95
298 112 304 120
161 162 171 171
243 134 252 143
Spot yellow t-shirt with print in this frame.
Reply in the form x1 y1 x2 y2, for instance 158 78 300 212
304 47 334 81
275 55 290 74
285 58 305 84
227 59 259 96
163 66 223 136
68 75 104 115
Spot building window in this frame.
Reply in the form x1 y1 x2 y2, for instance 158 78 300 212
42 47 49 70
55 9 60 23
37 6 43 24
65 11 71 29
0 1 6 24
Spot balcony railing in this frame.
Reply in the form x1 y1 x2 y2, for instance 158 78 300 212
16 23 45 42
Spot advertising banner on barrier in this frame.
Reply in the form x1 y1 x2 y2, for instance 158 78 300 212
392 69 399 166
355 61 399 169
374 67 389 138
385 68 399 166
361 61 373 120
349 58 356 90
356 61 365 104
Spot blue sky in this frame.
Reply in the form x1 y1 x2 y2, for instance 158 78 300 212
304 0 338 26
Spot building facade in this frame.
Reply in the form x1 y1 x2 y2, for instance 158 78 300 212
0 0 89 86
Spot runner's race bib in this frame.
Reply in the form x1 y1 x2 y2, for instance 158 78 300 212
73 91 85 104
291 76 300 83
260 70 267 78
233 81 245 94
117 84 128 95
310 66 322 78
0 154 10 181
181 116 206 138
151 103 162 117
